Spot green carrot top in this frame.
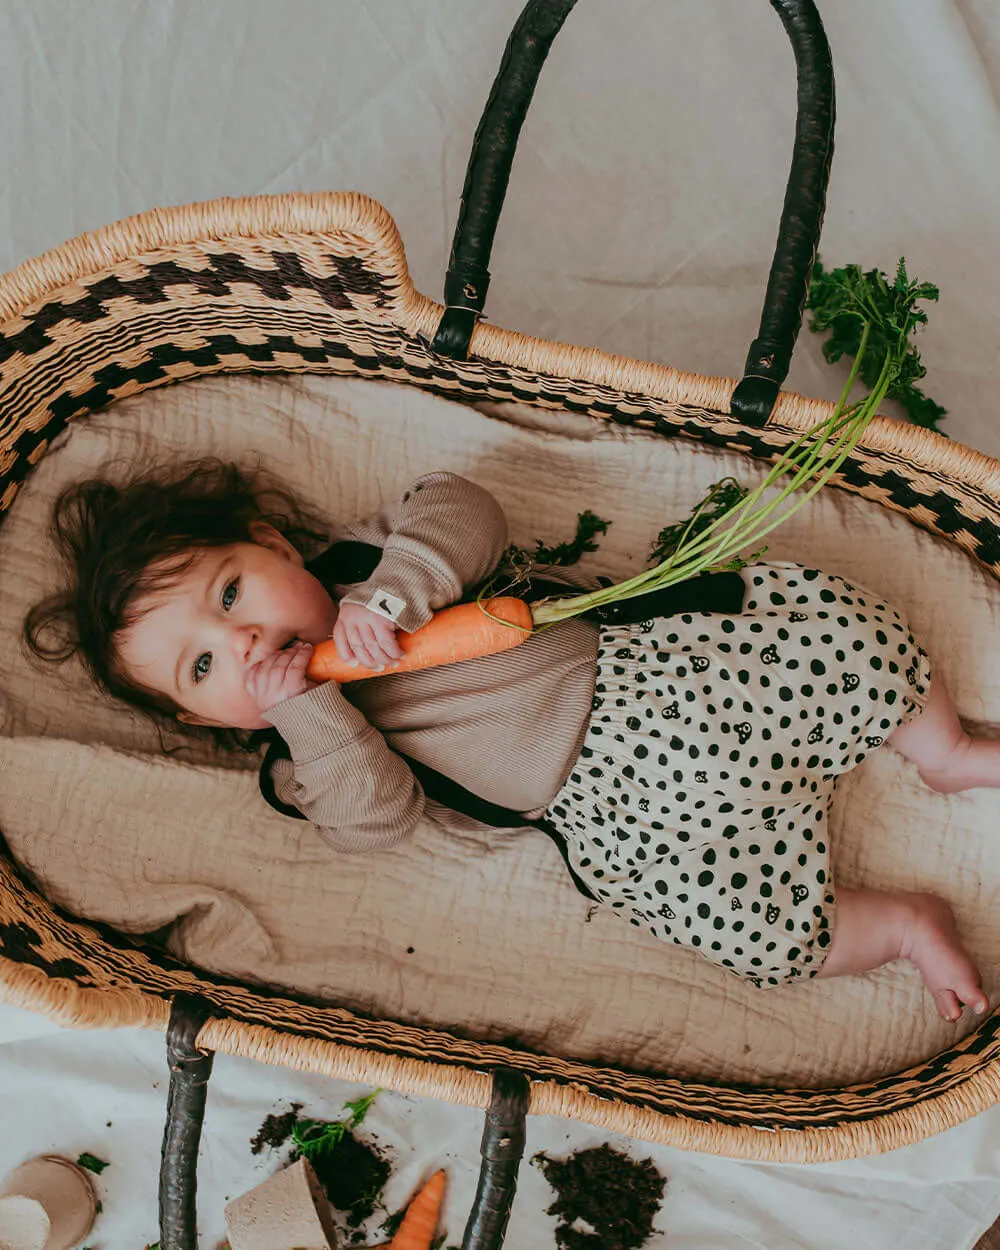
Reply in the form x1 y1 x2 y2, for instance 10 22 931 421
480 257 941 630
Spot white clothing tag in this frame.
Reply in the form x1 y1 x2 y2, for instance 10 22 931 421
364 588 407 622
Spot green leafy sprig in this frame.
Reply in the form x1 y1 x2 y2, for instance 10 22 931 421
807 257 945 430
76 1152 109 1175
485 509 611 598
527 509 610 567
291 1090 379 1164
647 477 757 569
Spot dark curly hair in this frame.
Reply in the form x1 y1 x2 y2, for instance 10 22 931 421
23 456 330 752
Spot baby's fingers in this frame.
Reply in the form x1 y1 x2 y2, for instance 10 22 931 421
371 618 404 661
331 618 359 667
350 622 392 671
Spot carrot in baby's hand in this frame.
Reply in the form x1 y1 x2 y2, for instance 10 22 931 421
389 1168 446 1250
306 597 534 683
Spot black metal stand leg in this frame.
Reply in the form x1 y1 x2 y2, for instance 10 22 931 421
159 994 216 1250
461 1068 531 1250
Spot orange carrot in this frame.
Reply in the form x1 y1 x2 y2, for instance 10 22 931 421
306 597 533 683
390 1168 446 1250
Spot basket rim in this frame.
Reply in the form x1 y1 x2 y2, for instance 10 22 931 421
3 191 998 497
2 965 997 1164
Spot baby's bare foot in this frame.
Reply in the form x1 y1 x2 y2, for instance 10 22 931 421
900 894 988 1022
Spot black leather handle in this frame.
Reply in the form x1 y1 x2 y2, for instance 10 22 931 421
461 1068 531 1249
432 0 835 429
731 0 835 424
431 0 576 360
158 1002 531 1250
159 994 217 1250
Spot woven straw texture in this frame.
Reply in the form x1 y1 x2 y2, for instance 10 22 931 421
2 192 1000 1163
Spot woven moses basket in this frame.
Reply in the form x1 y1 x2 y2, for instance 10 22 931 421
3 2 1000 1246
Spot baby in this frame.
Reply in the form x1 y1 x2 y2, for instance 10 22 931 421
25 457 1000 1020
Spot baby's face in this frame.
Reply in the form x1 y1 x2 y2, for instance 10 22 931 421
117 523 338 730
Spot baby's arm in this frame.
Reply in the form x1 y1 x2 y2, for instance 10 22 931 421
256 472 508 847
262 681 424 852
334 471 509 634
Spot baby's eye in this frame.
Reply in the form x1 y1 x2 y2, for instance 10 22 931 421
192 652 212 684
221 578 239 610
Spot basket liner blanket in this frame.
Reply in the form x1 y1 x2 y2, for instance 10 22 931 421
2 372 998 1090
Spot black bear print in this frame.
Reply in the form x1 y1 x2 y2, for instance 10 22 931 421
658 902 676 920
690 656 710 673
807 724 824 744
791 884 809 904
731 897 743 911
662 701 681 719
765 903 781 925
734 722 752 744
639 619 655 632
789 611 808 622
695 770 709 784
761 644 780 663
592 694 605 710
865 735 884 748
638 797 650 812
764 819 777 832
842 672 860 693
905 662 918 686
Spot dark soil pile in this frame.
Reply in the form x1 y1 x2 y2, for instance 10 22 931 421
250 1103 303 1154
305 1130 391 1232
533 1142 667 1250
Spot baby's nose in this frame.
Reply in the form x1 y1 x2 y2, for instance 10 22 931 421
233 624 262 662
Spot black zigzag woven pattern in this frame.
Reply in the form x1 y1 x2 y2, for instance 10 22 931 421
1 243 997 565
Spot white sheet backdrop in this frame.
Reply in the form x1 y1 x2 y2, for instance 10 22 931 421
2 2 1000 1246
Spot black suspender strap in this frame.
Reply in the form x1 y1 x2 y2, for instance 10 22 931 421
256 729 599 901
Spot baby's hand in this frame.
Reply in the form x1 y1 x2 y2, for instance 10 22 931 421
245 641 318 713
333 602 404 671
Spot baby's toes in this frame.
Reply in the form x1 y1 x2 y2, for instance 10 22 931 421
936 979 988 1023
933 988 962 1023
961 983 989 1018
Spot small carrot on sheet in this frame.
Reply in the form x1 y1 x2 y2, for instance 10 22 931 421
389 1168 446 1250
306 597 533 683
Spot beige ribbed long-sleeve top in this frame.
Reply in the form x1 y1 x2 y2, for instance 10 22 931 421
263 472 599 852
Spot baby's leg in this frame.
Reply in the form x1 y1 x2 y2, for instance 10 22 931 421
816 888 987 1021
889 676 1000 793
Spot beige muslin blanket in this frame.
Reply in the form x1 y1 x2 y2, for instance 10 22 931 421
1 374 998 1087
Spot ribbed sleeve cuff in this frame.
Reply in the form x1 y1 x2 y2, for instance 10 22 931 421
262 682 371 763
339 548 450 633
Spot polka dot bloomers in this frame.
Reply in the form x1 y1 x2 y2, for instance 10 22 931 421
541 562 932 988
